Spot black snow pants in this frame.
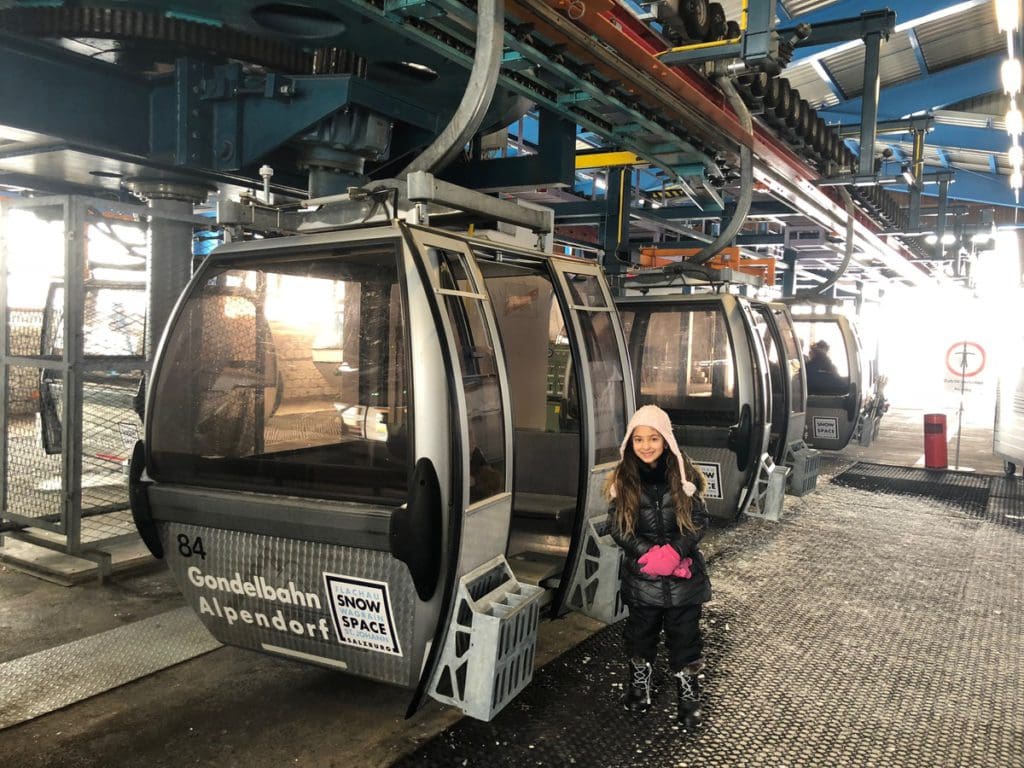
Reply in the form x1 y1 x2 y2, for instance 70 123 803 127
623 604 703 671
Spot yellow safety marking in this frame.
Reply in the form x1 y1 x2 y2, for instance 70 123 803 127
656 36 743 57
575 151 644 169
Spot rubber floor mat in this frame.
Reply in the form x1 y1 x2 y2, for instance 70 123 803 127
831 461 991 513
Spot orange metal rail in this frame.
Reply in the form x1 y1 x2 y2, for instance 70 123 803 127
639 245 777 283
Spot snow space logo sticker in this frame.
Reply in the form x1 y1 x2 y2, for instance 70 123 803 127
813 416 839 440
323 574 402 656
693 462 723 499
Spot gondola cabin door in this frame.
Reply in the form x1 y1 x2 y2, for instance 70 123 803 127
397 228 516 714
466 248 631 624
547 262 633 616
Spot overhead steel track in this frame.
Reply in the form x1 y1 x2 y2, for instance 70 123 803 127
377 0 723 180
500 0 934 286
0 0 935 284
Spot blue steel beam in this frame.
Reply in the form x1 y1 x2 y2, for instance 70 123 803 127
819 53 1003 123
787 0 981 28
835 124 1011 155
906 28 928 76
0 32 150 156
910 124 1010 155
0 34 436 174
788 0 990 62
890 164 1018 207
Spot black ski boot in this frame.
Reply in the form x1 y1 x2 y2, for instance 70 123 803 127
673 659 705 729
623 658 653 713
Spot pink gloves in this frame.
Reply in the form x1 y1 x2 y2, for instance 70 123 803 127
672 557 694 579
638 545 680 576
639 546 694 579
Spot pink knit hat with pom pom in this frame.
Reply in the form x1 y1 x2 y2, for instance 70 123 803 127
618 404 696 497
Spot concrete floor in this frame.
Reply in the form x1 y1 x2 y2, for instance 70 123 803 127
0 406 1014 766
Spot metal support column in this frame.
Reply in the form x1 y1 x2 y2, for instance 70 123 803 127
149 200 194 355
603 167 631 274
126 181 210 357
858 31 882 177
934 178 950 261
0 200 6 550
782 248 797 296
907 127 926 231
62 198 86 552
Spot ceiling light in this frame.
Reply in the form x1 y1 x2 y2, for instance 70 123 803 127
925 234 938 245
997 0 1020 32
1011 170 1023 190
1011 145 1024 168
971 232 993 244
941 233 956 245
1007 107 1024 136
1003 58 1022 94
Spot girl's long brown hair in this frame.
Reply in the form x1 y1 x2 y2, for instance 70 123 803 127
605 445 704 537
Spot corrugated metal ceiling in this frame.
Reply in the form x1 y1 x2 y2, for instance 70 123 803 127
783 61 840 109
780 0 838 19
914 2 1003 72
821 31 920 100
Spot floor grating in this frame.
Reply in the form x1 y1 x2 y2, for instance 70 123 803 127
395 477 1024 767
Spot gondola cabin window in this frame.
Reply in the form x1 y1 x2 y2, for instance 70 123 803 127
148 245 411 504
431 248 507 503
793 320 850 396
774 311 807 414
622 307 737 428
564 273 625 465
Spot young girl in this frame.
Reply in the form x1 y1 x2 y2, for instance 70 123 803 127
605 404 711 727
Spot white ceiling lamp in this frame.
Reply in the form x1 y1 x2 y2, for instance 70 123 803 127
996 0 1020 33
1003 58 1023 94
1006 106 1024 136
1011 169 1023 190
1011 144 1024 169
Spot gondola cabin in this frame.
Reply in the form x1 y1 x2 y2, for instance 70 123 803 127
616 293 772 520
130 220 632 721
790 313 875 450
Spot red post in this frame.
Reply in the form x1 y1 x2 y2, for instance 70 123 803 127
923 414 948 469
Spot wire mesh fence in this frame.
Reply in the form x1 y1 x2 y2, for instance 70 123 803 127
2 197 150 553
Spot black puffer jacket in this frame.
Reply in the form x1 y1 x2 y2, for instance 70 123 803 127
607 458 712 609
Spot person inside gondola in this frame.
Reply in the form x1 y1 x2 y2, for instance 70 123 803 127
605 405 711 729
805 340 844 394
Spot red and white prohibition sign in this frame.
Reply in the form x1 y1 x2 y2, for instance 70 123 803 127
945 341 986 378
